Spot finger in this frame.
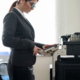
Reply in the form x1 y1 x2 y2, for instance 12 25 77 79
42 46 45 49
45 45 50 48
37 47 42 50
33 50 37 56
33 51 35 55
33 52 36 56
33 52 37 56
52 44 57 46
47 44 56 47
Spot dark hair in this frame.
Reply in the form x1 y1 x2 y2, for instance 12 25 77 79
8 0 38 12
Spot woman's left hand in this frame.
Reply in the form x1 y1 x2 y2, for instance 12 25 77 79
42 44 57 49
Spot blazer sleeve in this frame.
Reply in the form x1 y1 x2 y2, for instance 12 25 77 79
35 42 45 49
2 12 35 50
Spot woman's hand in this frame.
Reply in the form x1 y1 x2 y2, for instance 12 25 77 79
42 44 57 49
33 45 42 56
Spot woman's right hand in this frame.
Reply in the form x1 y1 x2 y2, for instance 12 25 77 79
33 45 42 56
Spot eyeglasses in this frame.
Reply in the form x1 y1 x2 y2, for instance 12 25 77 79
28 1 36 8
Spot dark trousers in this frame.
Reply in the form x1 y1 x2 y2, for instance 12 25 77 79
7 63 35 80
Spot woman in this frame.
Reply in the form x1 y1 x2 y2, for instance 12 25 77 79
2 0 56 80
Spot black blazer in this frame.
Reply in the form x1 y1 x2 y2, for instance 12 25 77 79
2 7 44 66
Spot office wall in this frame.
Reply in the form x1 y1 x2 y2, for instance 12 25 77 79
33 56 52 80
55 0 80 43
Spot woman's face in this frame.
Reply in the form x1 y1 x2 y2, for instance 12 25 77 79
23 0 37 13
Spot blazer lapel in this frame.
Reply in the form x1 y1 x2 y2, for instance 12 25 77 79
11 7 34 31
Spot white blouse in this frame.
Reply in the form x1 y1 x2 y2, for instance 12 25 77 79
14 7 25 18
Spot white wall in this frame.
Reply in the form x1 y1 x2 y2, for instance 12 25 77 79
55 0 80 43
24 0 56 44
33 56 52 80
